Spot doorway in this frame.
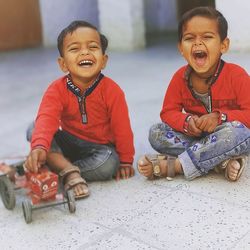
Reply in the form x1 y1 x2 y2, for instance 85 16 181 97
0 0 42 51
177 0 216 19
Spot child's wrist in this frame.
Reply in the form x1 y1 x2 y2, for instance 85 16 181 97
183 114 192 133
120 162 133 168
214 110 227 125
32 145 48 152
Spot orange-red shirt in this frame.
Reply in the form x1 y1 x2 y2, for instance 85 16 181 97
31 75 135 164
161 62 250 131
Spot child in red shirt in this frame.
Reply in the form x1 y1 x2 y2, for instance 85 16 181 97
138 7 250 181
25 21 135 198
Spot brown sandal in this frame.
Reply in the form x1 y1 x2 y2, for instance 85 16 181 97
142 154 176 180
59 166 89 198
215 156 246 181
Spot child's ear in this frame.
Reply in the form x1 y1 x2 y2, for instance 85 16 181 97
177 43 184 56
221 37 230 54
101 54 108 69
58 57 69 73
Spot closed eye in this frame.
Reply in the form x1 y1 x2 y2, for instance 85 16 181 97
203 35 213 39
69 47 79 51
183 37 194 41
89 42 100 50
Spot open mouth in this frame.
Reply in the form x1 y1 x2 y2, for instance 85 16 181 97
78 60 94 67
192 50 207 67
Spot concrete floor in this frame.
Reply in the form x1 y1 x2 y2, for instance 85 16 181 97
0 44 250 250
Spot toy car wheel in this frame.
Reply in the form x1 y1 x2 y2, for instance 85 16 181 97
67 190 76 213
22 200 32 224
0 176 16 210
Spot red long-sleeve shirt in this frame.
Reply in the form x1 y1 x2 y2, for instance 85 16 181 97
31 75 135 164
161 62 250 131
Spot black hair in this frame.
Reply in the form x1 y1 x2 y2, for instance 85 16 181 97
178 6 228 42
57 20 108 56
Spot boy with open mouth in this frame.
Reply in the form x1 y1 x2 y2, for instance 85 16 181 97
138 7 250 182
25 20 135 198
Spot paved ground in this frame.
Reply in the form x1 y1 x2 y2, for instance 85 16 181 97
0 43 250 250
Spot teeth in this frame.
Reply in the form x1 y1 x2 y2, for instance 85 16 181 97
194 50 203 54
79 60 93 65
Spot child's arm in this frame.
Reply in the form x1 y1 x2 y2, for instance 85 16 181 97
27 80 65 172
104 80 135 179
220 72 250 127
209 66 250 128
160 69 192 133
31 81 65 152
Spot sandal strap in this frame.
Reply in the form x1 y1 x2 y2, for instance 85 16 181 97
144 154 177 179
145 154 165 177
59 166 81 184
167 156 176 180
64 177 87 192
218 155 247 181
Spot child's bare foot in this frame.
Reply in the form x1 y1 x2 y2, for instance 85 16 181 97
137 155 182 179
226 159 242 181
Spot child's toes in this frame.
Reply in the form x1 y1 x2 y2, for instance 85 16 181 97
227 160 241 181
137 156 153 177
138 157 148 167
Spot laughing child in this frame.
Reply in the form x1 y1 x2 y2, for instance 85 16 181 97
138 7 250 181
25 20 135 198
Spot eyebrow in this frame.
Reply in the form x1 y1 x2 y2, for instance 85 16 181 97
66 42 79 48
66 40 100 47
183 31 216 36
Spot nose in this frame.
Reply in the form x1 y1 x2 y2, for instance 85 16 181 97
194 37 202 46
80 47 89 55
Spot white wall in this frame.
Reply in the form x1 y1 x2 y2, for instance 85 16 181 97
216 0 250 51
39 0 99 47
98 0 145 51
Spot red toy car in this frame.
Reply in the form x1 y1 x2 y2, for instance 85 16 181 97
0 159 76 223
25 168 59 204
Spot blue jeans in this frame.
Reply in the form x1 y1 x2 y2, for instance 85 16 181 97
26 123 119 182
149 121 250 180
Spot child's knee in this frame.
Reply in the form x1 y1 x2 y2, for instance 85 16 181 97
148 123 168 151
217 121 250 140
83 148 119 181
149 123 162 144
97 152 119 180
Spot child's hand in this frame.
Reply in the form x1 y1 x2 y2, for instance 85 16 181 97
25 148 47 173
187 115 202 137
115 163 135 181
195 112 219 133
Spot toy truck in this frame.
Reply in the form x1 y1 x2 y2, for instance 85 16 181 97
0 160 76 223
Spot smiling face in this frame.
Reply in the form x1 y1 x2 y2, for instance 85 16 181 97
58 27 108 88
178 16 229 78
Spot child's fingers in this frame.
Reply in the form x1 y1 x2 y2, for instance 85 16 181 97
123 168 128 178
130 167 135 177
25 155 36 173
31 155 39 173
120 168 126 179
115 170 121 181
